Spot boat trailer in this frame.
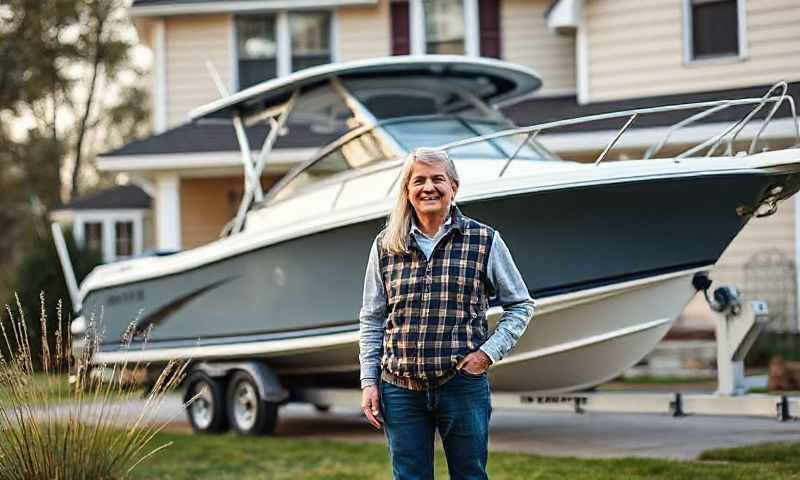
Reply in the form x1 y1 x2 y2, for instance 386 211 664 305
486 275 799 421
290 274 799 423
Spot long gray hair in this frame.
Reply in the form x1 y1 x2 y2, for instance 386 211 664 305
381 148 460 255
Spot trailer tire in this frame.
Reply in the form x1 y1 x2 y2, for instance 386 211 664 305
185 372 228 434
226 371 279 436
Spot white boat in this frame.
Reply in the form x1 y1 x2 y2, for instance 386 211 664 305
63 56 800 394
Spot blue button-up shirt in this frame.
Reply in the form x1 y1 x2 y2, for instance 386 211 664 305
359 215 536 388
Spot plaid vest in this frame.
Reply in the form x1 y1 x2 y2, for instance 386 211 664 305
377 209 495 390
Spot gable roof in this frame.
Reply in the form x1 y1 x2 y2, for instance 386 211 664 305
53 185 152 211
102 121 339 157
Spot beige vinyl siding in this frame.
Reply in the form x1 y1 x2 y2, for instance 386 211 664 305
502 0 576 93
165 15 233 127
586 0 800 101
180 175 280 248
680 197 797 329
715 199 795 285
337 0 391 61
180 177 241 249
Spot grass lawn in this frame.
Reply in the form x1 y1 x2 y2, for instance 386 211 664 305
700 442 800 465
0 373 145 407
0 373 73 406
132 432 800 480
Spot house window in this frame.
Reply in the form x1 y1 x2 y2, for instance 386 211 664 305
290 12 331 72
236 12 332 89
115 221 134 258
83 222 103 253
685 0 744 61
424 0 465 54
236 15 278 89
391 0 501 58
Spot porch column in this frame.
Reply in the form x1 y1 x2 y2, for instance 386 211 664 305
155 173 181 251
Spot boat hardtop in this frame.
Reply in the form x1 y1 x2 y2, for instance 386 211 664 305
189 55 542 122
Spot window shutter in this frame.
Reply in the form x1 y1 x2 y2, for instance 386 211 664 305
479 0 501 58
391 1 410 55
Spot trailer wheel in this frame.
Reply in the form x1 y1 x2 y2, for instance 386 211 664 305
226 371 279 435
185 372 228 434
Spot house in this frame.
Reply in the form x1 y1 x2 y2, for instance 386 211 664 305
85 0 799 340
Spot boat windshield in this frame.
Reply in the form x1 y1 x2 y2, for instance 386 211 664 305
268 128 398 203
265 77 557 205
383 117 556 161
341 76 501 120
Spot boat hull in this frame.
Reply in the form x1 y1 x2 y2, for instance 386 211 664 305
82 169 792 392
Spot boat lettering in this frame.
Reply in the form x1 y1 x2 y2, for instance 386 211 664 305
107 289 144 306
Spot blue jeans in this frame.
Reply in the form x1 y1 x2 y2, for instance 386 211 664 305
380 371 492 480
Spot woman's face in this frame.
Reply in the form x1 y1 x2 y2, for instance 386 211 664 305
407 161 458 218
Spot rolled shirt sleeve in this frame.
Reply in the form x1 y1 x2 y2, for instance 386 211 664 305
358 238 387 388
479 231 536 364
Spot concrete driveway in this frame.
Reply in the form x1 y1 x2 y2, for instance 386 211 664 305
123 395 800 460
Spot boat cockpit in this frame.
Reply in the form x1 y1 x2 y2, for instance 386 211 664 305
261 75 559 217
189 56 548 235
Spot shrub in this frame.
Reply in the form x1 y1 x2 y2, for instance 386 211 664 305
0 294 190 480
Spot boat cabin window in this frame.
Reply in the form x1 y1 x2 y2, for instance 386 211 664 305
269 129 397 203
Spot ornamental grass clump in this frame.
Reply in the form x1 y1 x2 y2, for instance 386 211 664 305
0 292 191 480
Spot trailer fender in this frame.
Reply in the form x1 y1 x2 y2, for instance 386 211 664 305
187 361 289 403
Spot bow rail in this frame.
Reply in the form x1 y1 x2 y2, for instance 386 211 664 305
436 82 799 173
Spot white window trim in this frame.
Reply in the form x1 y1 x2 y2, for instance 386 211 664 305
229 16 240 91
151 20 168 133
682 0 748 65
276 11 291 77
408 0 480 57
72 210 146 263
575 1 589 105
233 9 338 87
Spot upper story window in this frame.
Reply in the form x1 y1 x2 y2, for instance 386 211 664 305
290 12 332 72
237 16 278 90
236 12 333 90
684 0 745 62
423 0 465 54
391 0 501 58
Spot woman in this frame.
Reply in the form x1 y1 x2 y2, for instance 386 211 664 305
359 148 535 480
